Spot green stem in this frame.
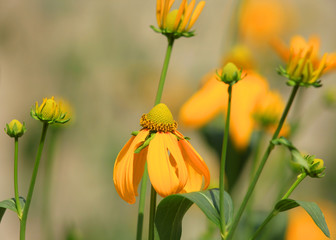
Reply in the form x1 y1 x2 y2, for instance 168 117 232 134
136 165 148 240
250 172 307 240
14 137 23 218
219 85 233 239
154 37 175 105
136 36 175 240
20 123 49 240
148 186 157 240
226 85 299 240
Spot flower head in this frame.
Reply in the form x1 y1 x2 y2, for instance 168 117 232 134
113 103 210 204
152 0 206 39
273 35 336 87
5 119 26 138
31 96 70 124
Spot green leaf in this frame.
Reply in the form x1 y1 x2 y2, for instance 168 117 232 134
155 189 233 240
0 197 26 222
275 199 330 238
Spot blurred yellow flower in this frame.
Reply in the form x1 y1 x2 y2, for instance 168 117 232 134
273 35 336 86
286 202 336 240
113 103 210 204
155 0 205 37
252 90 289 136
179 70 269 149
239 0 287 44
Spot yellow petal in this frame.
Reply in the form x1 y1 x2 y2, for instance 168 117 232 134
179 72 227 127
186 1 205 31
176 131 210 191
179 0 195 31
113 130 148 204
147 133 183 197
162 0 170 28
173 0 187 31
230 71 269 149
156 0 163 27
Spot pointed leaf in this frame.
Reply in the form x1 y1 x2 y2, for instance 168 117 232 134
274 199 330 238
0 197 26 223
155 188 233 240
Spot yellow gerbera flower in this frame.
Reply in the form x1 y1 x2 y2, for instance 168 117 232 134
153 0 205 38
272 35 336 86
113 103 210 204
179 70 269 149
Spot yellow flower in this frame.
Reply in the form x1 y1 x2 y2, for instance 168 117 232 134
5 119 26 138
217 62 243 84
286 201 336 240
179 70 269 149
252 90 290 136
113 103 210 204
239 0 287 44
31 96 70 124
153 0 205 38
272 35 336 86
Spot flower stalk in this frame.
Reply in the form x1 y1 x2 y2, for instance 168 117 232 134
250 172 307 239
20 123 49 240
226 85 300 240
14 137 23 218
219 84 232 239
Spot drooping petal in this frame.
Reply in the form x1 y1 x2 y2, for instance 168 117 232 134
175 131 210 192
113 130 148 204
179 72 227 127
147 133 184 197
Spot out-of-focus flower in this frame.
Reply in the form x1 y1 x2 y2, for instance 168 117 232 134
252 90 289 136
179 70 269 149
221 45 255 70
57 97 75 125
323 87 336 107
273 35 336 87
239 0 288 44
286 201 336 240
113 103 210 204
152 0 206 38
5 119 26 138
304 156 326 178
31 96 70 124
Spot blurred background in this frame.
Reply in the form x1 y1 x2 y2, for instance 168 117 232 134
0 0 336 239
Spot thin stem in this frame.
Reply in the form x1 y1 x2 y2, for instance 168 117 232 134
250 172 307 240
20 123 49 240
136 165 148 240
148 186 157 240
154 37 175 105
219 85 233 239
136 36 175 240
14 137 23 218
226 85 300 240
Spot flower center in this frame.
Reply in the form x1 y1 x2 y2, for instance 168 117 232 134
140 103 177 132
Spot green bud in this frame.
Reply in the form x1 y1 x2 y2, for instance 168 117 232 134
308 158 325 178
218 62 242 84
4 119 26 138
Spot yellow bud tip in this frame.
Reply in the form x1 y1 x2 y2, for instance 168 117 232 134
41 98 58 120
313 158 324 170
9 119 23 131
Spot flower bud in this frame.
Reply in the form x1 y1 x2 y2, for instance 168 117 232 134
5 119 26 138
308 158 325 178
31 96 70 124
217 62 242 84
